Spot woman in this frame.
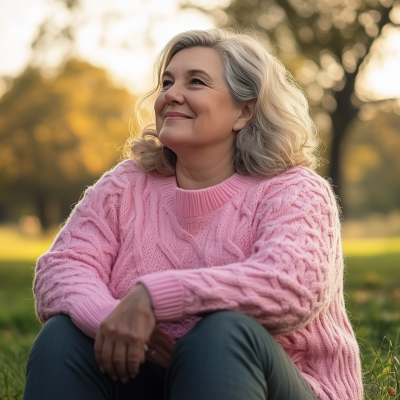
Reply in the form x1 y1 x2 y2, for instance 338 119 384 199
24 29 363 400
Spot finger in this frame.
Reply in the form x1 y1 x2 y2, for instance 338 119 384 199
101 339 118 380
94 333 105 372
148 335 174 360
113 341 129 382
127 342 143 378
151 328 175 353
146 347 169 369
148 343 170 363
153 326 174 342
158 334 175 355
140 344 147 364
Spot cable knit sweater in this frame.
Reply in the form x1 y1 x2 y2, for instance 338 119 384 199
34 160 363 400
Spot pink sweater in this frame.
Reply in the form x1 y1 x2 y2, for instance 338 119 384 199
34 160 363 400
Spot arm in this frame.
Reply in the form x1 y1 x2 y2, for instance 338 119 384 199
34 165 130 338
139 171 341 336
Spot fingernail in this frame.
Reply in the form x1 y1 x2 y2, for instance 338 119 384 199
99 366 104 373
130 374 137 379
111 375 118 381
121 377 129 383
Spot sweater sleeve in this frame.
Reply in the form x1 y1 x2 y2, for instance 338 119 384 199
33 163 133 338
138 171 341 336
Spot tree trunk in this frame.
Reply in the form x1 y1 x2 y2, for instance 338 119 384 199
328 72 358 216
327 6 392 217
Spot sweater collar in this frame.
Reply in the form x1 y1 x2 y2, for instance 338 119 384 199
155 172 257 217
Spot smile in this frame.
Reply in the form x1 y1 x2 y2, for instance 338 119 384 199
164 112 193 120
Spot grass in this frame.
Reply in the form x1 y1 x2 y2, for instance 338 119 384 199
1 254 400 399
0 226 55 261
343 236 400 257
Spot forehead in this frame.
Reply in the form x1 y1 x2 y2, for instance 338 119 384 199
165 47 224 76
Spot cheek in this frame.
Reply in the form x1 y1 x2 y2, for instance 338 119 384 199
191 94 237 131
154 95 165 132
189 96 216 125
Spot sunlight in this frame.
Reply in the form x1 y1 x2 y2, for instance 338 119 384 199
0 0 399 98
357 25 400 101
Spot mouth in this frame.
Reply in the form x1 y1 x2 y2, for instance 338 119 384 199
164 111 193 120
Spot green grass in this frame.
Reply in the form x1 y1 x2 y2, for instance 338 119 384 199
1 255 400 399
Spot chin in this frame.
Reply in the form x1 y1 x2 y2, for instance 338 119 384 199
158 128 191 149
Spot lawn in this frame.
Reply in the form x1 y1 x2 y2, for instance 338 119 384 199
1 254 400 399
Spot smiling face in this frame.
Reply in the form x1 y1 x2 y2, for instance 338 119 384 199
154 47 246 155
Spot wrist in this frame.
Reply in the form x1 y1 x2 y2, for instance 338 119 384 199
137 273 184 322
135 283 153 309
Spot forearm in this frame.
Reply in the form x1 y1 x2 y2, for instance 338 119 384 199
34 251 120 338
138 260 332 336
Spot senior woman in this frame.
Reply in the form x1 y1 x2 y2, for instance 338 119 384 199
24 29 363 400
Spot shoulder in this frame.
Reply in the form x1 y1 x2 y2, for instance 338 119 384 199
252 166 338 211
87 160 146 195
249 167 340 235
80 160 151 210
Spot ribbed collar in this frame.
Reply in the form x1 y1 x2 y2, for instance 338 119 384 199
154 173 257 217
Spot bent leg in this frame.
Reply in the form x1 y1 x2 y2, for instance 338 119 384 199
24 314 165 400
165 311 317 400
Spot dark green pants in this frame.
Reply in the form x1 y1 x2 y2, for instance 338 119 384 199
24 311 317 400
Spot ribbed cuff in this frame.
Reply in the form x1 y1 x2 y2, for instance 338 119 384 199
138 272 184 322
70 296 120 338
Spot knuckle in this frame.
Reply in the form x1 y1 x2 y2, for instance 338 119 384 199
120 332 132 342
125 332 142 345
113 357 125 366
127 355 139 364
99 321 108 331
103 358 114 369
105 325 117 335
102 357 113 369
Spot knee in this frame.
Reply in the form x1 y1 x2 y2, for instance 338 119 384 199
199 311 259 333
29 314 88 365
175 311 268 353
168 312 271 389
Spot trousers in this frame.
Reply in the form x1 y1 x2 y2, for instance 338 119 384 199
24 311 317 400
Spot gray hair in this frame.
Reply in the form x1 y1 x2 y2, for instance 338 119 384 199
127 29 320 177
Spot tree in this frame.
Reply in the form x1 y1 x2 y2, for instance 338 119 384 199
0 59 134 228
186 0 400 207
341 105 400 218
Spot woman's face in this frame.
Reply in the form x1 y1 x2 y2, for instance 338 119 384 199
154 47 245 153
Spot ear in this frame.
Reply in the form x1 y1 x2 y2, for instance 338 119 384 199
232 99 256 132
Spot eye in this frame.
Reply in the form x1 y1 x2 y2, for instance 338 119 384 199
189 77 206 86
162 79 173 88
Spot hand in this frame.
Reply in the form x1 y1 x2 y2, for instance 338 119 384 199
145 326 175 368
94 284 155 382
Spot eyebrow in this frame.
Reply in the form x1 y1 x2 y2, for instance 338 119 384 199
162 69 213 80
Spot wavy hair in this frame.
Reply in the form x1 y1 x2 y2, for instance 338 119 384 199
127 29 320 177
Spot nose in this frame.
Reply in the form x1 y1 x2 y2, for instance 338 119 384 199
164 82 185 105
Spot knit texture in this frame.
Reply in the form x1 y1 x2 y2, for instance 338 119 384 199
34 160 363 400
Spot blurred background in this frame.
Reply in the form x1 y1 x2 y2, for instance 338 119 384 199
0 0 399 397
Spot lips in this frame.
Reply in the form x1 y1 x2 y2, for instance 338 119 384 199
164 112 192 119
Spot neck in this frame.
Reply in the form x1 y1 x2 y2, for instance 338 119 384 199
174 146 235 190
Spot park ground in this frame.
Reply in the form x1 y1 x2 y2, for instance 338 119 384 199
0 229 400 399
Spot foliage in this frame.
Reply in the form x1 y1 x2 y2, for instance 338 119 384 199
1 254 400 398
0 59 135 227
188 0 400 200
342 107 400 218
